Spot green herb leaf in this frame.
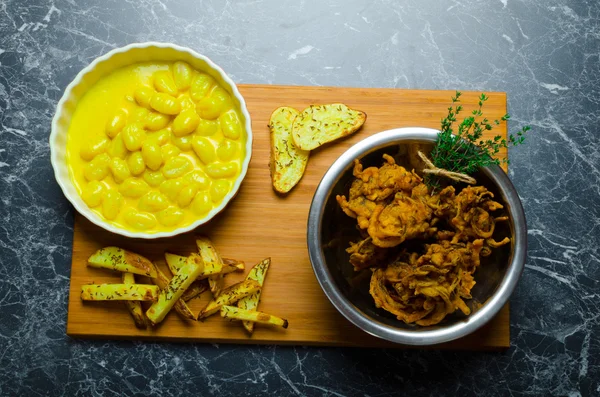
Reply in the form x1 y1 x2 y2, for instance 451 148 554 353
427 91 531 190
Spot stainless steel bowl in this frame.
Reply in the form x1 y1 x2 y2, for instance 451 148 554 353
307 127 527 345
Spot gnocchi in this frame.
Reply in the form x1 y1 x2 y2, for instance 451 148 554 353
159 178 185 202
190 73 215 101
131 107 150 122
150 92 181 115
191 192 212 215
127 151 146 176
172 109 200 137
196 86 232 120
195 119 220 136
191 136 216 165
134 86 154 108
124 208 157 230
142 169 165 188
160 143 181 160
80 136 109 161
171 134 193 151
162 156 192 179
108 133 128 159
177 184 198 208
157 206 184 227
102 189 124 220
83 153 110 181
119 178 150 198
183 170 210 191
178 95 195 111
145 112 171 131
66 61 247 233
210 180 230 203
147 128 171 146
219 110 242 140
109 158 131 184
206 162 238 179
82 181 105 207
141 140 163 171
217 140 238 161
153 71 179 97
122 122 145 151
138 191 169 212
173 62 193 91
105 109 127 138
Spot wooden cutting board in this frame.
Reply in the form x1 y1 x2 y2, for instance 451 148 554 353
67 85 510 350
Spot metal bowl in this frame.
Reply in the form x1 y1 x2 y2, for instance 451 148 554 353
307 127 527 345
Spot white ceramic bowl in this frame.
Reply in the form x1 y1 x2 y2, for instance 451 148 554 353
50 42 253 239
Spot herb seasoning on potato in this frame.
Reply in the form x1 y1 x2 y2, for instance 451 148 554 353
269 107 309 193
292 103 366 151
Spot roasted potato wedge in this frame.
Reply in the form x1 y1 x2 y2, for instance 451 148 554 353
269 106 309 193
165 253 243 277
292 103 366 151
221 306 288 329
208 275 224 298
81 284 159 301
181 279 209 302
146 259 204 325
121 272 147 328
87 246 157 278
164 252 188 275
152 263 195 321
165 252 244 301
195 238 224 297
222 258 245 271
237 258 271 334
198 280 261 319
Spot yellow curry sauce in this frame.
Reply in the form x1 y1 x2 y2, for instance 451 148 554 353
66 61 246 233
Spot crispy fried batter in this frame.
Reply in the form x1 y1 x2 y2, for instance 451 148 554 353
367 194 436 248
368 240 484 325
340 154 511 326
346 237 395 271
336 155 422 230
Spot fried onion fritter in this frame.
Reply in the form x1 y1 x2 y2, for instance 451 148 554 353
346 237 394 271
339 154 512 326
336 154 422 230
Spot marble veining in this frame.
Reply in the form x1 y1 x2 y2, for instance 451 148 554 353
0 0 598 395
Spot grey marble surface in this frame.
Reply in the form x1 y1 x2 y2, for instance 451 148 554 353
0 0 598 395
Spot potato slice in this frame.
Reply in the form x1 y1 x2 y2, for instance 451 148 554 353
291 103 366 151
80 284 158 301
221 305 288 329
152 263 195 321
269 106 309 193
181 279 209 302
121 272 147 328
236 258 271 334
164 252 188 274
208 273 223 300
165 253 243 277
146 259 204 325
222 258 245 271
87 247 157 278
165 252 243 301
198 280 261 319
195 238 224 297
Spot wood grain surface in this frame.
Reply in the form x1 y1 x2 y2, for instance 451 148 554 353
67 85 510 350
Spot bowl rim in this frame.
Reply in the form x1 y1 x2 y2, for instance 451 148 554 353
307 127 527 346
49 42 253 239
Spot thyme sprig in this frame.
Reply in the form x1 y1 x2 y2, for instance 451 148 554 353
426 91 530 189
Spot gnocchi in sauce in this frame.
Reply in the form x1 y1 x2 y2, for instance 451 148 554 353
66 61 246 233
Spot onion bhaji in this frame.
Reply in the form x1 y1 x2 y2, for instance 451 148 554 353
337 154 510 326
